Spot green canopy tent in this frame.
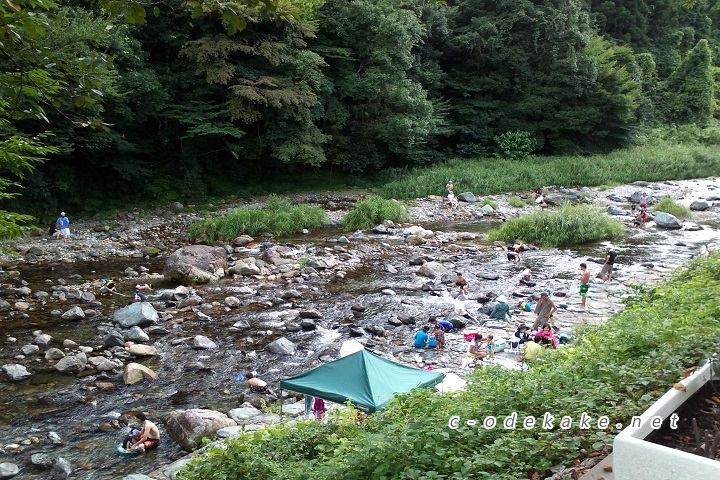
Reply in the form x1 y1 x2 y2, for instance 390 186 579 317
279 350 444 413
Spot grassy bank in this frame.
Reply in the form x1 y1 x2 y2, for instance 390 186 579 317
379 143 720 199
340 196 409 230
488 203 626 246
177 254 720 480
188 196 327 240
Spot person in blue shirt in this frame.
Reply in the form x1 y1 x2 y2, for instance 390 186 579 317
435 319 455 332
56 212 71 243
413 326 430 348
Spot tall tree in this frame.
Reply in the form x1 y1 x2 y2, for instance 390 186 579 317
0 0 113 231
312 0 446 172
443 0 638 154
658 38 714 125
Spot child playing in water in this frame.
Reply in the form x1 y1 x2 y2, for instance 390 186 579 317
486 334 495 360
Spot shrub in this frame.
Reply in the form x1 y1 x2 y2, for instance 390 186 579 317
188 195 327 241
488 203 625 246
653 197 691 219
177 254 720 480
507 196 527 208
340 196 409 230
494 130 537 159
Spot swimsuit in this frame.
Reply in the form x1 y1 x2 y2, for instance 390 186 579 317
250 384 270 393
579 283 589 297
142 438 159 450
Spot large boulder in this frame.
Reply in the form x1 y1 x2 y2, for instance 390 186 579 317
0 463 19 479
192 336 217 350
417 261 448 279
103 331 125 347
87 356 122 372
228 257 261 276
127 344 158 357
163 245 227 284
456 192 477 203
266 337 296 355
2 364 32 381
45 348 65 361
123 362 158 385
232 235 255 247
164 409 237 451
125 326 150 342
113 302 159 328
45 458 71 480
53 353 87 374
227 405 264 424
307 256 338 270
690 200 709 211
654 212 683 229
60 306 85 321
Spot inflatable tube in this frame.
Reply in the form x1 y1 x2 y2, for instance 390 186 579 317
117 443 140 455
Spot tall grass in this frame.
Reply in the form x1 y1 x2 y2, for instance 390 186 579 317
340 196 409 230
379 143 720 199
188 195 327 241
653 197 691 219
488 203 625 246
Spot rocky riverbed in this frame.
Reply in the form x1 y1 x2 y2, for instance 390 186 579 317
0 178 718 479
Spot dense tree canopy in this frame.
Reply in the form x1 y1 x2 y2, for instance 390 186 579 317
0 0 717 224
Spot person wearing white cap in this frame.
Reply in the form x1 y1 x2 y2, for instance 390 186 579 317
444 180 454 198
488 295 512 321
600 245 618 282
55 212 71 243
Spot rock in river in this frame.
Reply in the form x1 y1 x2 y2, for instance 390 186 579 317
164 408 237 451
113 302 159 328
163 245 227 284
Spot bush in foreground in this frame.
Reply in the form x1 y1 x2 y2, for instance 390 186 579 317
653 197 691 219
340 196 409 230
177 254 720 480
188 195 327 241
488 203 625 246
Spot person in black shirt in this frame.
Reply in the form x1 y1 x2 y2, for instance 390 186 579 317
600 245 618 281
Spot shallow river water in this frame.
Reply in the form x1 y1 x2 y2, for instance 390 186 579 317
1 183 718 479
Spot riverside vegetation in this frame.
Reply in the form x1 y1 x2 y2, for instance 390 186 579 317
652 197 692 219
2 0 720 227
488 204 626 247
188 196 327 241
176 254 720 480
379 143 720 200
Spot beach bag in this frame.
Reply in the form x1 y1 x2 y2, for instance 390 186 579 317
568 279 580 296
464 332 478 342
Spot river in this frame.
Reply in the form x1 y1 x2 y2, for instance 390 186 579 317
0 179 717 479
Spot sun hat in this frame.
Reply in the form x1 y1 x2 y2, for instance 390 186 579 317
496 295 508 303
518 324 528 330
540 291 549 297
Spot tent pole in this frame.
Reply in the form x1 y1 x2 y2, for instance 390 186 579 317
279 388 283 420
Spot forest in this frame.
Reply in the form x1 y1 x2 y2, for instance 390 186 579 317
0 0 718 226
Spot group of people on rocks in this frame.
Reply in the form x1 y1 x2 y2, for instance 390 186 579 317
99 278 153 301
632 193 650 228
